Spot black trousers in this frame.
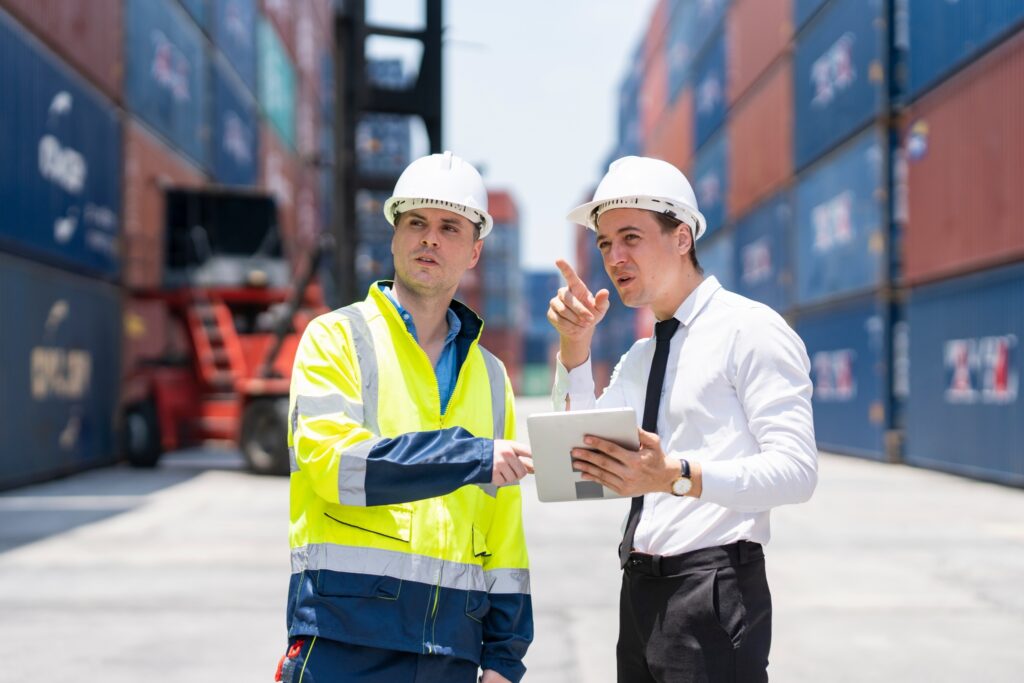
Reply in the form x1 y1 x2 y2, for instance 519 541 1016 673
617 541 772 683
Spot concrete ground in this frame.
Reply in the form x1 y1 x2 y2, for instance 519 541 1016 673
1 396 1022 681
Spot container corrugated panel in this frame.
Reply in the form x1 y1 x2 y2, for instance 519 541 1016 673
212 0 257 96
727 0 793 105
0 0 122 102
666 0 697 103
906 0 1024 101
261 125 298 254
693 0 731 59
693 130 729 240
734 192 793 313
125 0 209 169
357 114 411 177
262 0 297 63
693 29 728 150
903 31 1024 286
211 55 260 187
0 253 122 490
793 0 829 32
699 228 735 292
319 167 333 242
319 51 335 165
796 294 890 460
0 12 122 279
793 0 885 170
122 120 206 290
525 271 561 341
617 49 644 156
259 17 297 150
179 0 210 32
904 263 1024 485
295 0 322 94
297 75 319 161
643 88 693 173
794 126 886 306
727 58 793 219
295 166 320 257
640 42 669 143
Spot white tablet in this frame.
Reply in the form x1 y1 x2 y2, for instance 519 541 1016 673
526 407 639 502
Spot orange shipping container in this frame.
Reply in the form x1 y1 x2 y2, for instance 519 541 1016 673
122 120 205 290
261 125 300 260
728 58 793 220
0 0 122 102
643 88 694 174
726 0 792 106
904 30 1024 285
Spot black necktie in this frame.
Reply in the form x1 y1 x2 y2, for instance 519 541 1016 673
619 317 680 568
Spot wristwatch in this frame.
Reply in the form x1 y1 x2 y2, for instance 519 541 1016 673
670 458 692 497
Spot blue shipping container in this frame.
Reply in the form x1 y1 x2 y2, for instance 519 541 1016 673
693 29 728 150
693 0 730 59
213 0 257 95
794 126 886 305
699 228 735 293
905 263 1024 485
617 59 643 157
357 114 411 177
794 0 830 32
693 129 729 239
0 11 122 279
525 271 561 337
0 254 122 490
211 56 259 186
666 0 697 103
793 0 885 169
734 193 793 313
797 294 891 460
125 0 209 168
905 0 1024 100
356 190 391 241
179 0 210 32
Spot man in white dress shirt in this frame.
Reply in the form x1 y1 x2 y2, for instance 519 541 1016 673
547 156 818 682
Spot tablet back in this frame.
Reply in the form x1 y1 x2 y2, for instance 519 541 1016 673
526 407 639 502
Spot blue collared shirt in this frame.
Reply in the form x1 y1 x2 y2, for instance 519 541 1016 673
381 285 462 414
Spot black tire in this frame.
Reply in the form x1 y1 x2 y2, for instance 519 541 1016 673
240 398 290 476
123 400 162 468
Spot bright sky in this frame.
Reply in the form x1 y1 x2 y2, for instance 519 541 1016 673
367 0 659 270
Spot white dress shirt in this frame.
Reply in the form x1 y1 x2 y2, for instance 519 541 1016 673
552 276 818 557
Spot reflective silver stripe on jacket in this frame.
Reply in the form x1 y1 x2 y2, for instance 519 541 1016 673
479 348 507 439
296 393 364 425
291 543 531 595
337 437 383 506
335 304 380 435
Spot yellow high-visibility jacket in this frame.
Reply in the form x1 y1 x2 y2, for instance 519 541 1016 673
286 283 532 682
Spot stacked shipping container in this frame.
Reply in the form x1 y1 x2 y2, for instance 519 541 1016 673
0 0 336 489
608 0 1024 482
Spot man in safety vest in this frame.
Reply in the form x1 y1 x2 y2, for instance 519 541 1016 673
278 152 534 683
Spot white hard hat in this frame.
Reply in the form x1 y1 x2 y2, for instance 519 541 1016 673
383 151 494 238
567 156 707 241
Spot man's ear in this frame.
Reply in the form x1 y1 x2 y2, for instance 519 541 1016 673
467 238 483 269
677 224 693 256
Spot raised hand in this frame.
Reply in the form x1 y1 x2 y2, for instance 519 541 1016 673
547 259 610 369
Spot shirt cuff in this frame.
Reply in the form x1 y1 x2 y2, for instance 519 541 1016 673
552 353 595 409
697 459 740 508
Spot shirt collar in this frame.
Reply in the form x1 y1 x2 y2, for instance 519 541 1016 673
379 283 461 344
665 276 721 328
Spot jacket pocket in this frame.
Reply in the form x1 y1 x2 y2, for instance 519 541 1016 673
465 591 491 622
324 503 413 543
472 525 491 558
316 570 402 601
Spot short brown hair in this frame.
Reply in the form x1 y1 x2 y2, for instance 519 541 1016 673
651 212 703 274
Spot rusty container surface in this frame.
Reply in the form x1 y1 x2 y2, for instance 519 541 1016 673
904 30 1024 285
645 87 694 174
727 0 792 106
0 0 122 102
728 58 794 220
122 120 206 290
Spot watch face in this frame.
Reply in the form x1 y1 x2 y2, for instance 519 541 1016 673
672 477 692 496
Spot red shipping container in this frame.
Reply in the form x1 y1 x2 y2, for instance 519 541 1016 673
642 0 670 68
262 0 298 63
726 0 792 106
122 120 206 290
296 75 320 161
479 327 523 395
728 58 793 220
0 0 122 102
641 47 670 143
488 190 518 225
904 30 1024 285
295 0 322 96
644 88 694 175
261 125 300 260
296 166 321 256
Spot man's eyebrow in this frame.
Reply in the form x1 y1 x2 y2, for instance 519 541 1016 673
595 226 642 243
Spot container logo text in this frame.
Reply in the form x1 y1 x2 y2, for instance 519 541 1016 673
811 32 856 108
811 191 854 252
150 30 192 102
813 349 857 401
945 335 1018 404
741 237 773 285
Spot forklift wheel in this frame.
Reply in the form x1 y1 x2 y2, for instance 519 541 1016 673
241 398 291 476
123 400 163 468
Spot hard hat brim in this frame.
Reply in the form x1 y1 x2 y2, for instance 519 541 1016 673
384 197 494 239
566 195 707 241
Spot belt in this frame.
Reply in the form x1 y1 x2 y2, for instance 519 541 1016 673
624 541 764 577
